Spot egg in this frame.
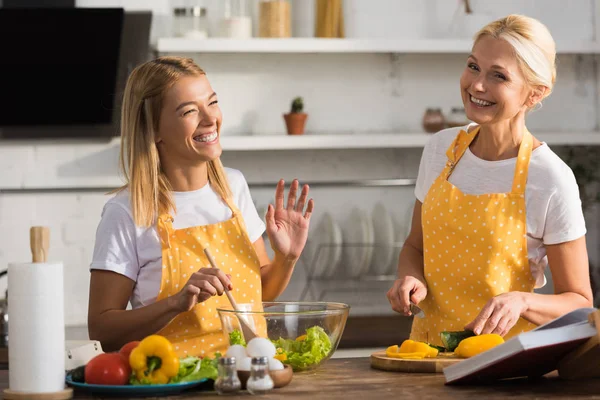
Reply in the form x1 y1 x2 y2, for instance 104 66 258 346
237 356 252 371
246 337 277 358
268 358 284 371
225 344 248 362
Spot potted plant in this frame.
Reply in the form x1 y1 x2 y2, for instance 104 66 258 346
283 97 308 135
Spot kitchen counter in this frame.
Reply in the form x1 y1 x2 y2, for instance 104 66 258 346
1 357 600 399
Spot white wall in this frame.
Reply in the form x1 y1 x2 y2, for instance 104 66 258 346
0 0 598 329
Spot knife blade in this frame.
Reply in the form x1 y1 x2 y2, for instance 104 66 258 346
410 302 425 319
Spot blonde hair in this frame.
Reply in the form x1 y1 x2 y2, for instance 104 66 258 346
116 56 232 227
474 14 556 100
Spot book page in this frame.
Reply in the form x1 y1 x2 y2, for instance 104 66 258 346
533 307 596 331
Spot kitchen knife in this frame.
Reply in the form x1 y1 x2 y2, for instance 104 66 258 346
410 302 425 319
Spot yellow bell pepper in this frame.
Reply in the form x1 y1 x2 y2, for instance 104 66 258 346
296 334 307 342
386 340 439 359
274 347 287 361
129 335 180 384
454 334 504 358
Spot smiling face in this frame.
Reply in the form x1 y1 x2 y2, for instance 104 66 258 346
155 75 222 165
460 35 540 126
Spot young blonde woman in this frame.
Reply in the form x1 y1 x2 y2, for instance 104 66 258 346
387 15 593 345
88 57 314 357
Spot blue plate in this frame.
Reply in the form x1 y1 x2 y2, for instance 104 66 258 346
65 373 210 397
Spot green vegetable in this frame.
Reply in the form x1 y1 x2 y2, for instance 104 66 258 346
228 326 332 370
69 365 85 383
229 330 246 346
440 330 475 352
129 354 220 385
170 355 219 383
272 326 332 370
427 343 446 353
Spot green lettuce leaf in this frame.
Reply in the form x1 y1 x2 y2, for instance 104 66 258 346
229 329 246 346
170 355 220 383
272 326 332 370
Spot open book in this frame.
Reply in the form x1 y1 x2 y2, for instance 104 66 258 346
444 307 598 385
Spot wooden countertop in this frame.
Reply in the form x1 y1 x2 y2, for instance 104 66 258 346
2 357 600 399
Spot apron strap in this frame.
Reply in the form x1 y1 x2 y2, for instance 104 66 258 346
511 129 533 195
157 213 175 250
444 126 481 178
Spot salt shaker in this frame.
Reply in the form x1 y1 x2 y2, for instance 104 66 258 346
246 356 274 395
214 357 241 395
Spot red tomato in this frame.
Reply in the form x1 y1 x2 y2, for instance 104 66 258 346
85 353 131 385
119 341 140 362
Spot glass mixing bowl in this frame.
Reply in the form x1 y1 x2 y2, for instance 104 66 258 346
217 301 350 371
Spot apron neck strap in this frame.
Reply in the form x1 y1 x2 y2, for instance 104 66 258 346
444 126 481 177
444 126 534 195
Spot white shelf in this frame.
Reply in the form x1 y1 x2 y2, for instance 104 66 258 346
220 133 428 150
219 132 600 151
156 38 600 55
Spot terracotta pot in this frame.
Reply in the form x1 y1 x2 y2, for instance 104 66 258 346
283 113 308 135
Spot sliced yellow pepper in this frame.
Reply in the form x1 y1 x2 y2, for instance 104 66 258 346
296 334 307 342
274 347 287 361
386 340 439 359
129 335 180 384
454 334 504 358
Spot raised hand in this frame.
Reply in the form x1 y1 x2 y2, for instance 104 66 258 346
265 179 314 261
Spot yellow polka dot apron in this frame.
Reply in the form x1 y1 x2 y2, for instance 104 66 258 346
411 126 537 346
155 197 265 358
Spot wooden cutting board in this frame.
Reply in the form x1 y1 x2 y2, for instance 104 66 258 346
370 351 462 373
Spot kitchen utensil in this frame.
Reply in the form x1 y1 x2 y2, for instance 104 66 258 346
370 350 462 373
218 301 349 371
203 248 258 342
410 302 425 319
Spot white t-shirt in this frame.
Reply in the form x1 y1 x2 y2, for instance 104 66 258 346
90 168 266 308
414 125 587 288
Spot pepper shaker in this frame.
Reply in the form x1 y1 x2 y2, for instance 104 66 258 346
214 357 241 395
247 356 274 395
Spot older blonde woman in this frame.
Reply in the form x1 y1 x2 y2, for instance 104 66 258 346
387 15 593 345
88 57 314 356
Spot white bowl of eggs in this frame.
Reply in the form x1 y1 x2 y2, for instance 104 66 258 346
226 338 293 388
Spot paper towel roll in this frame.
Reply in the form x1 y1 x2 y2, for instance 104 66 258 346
8 262 66 393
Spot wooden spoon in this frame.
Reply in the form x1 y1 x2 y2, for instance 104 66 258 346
203 248 258 342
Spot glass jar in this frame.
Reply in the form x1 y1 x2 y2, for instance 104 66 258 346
246 356 274 395
446 107 469 128
173 7 208 39
258 0 291 38
214 357 241 395
221 0 253 38
422 108 445 133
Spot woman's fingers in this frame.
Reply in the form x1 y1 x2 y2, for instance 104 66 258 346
296 184 309 212
304 199 314 221
287 179 299 210
274 179 285 210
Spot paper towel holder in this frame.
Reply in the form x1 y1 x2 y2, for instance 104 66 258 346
3 226 74 400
